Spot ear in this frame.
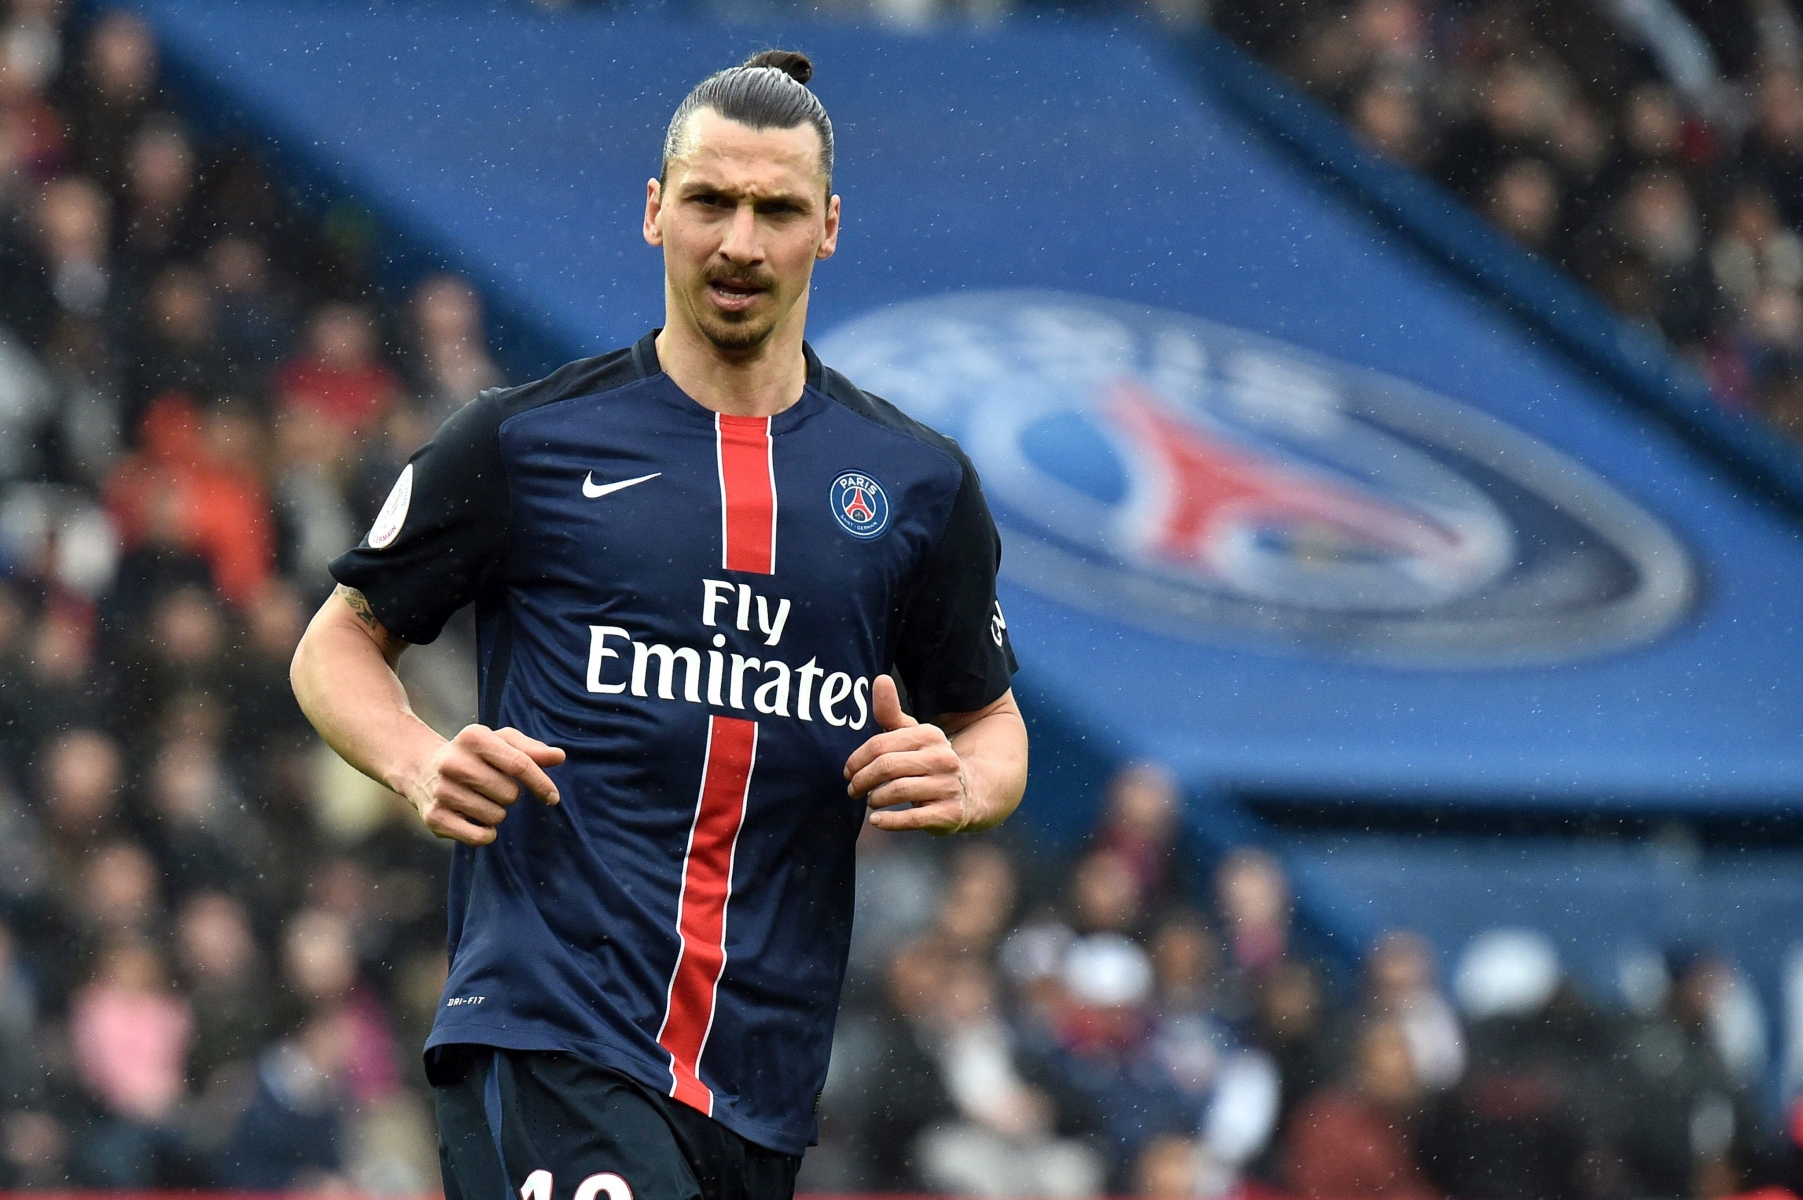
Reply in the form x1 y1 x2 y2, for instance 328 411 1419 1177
817 193 841 261
643 178 665 247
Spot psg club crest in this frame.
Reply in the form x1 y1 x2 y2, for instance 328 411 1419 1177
830 471 891 540
817 291 1696 668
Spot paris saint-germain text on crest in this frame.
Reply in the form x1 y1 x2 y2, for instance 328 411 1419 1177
830 471 891 539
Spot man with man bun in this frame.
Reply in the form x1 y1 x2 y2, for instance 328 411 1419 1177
290 50 1027 1198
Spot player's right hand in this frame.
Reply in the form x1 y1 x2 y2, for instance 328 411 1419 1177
403 724 566 846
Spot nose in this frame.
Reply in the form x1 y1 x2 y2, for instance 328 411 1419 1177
718 202 763 266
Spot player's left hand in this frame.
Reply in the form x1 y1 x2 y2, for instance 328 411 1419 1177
844 674 975 834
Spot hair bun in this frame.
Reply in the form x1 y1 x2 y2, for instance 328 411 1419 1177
742 49 813 86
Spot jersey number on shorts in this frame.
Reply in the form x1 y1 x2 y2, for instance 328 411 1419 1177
520 1169 633 1200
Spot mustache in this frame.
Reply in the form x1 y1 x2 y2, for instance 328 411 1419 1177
703 267 777 291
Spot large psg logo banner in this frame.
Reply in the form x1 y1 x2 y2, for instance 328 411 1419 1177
820 291 1695 668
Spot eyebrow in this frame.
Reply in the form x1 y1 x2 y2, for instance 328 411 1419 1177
678 181 815 209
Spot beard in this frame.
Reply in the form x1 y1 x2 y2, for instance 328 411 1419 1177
696 305 777 352
691 266 783 352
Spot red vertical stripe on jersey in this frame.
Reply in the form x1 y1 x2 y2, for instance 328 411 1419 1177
657 715 757 1115
717 414 776 574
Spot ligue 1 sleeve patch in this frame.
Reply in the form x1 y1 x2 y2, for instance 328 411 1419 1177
830 471 890 539
368 463 414 549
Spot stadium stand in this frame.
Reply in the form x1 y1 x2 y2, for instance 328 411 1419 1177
1207 0 1803 432
0 0 1801 1196
0 7 484 1183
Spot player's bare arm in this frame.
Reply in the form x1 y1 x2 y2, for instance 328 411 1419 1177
290 584 565 847
844 674 1028 834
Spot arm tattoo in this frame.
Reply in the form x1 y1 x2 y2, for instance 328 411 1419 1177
335 584 404 656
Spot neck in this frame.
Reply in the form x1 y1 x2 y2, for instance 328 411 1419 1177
655 295 810 418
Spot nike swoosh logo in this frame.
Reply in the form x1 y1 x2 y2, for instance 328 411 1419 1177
583 471 661 499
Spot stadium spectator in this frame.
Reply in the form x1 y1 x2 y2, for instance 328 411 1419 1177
1140 912 1282 1194
1149 909 1217 1016
1711 184 1803 308
406 272 501 421
145 736 271 902
224 577 314 763
67 938 190 1183
15 602 103 743
1743 68 1803 230
0 921 45 1114
73 841 165 948
116 584 232 747
1134 1132 1204 1199
1350 73 1431 169
117 115 196 275
5 174 115 354
103 397 273 606
936 841 1020 958
0 1108 66 1186
1483 156 1563 255
212 1008 351 1186
0 6 66 185
1362 931 1465 1093
123 265 230 421
1425 930 1594 1200
848 821 944 978
1245 956 1341 1167
1216 846 1293 977
62 11 159 191
861 935 960 1186
1091 761 1192 911
914 954 1104 1197
1608 949 1762 1199
1063 848 1142 943
1283 1018 1440 1200
204 234 290 386
36 727 123 880
270 395 361 591
272 301 402 437
1611 168 1718 345
173 891 274 1095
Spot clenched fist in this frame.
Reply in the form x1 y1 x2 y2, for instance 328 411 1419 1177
401 724 566 846
843 675 976 834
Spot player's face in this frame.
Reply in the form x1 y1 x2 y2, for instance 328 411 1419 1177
645 110 840 354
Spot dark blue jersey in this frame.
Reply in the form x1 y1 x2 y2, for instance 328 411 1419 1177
330 332 1016 1154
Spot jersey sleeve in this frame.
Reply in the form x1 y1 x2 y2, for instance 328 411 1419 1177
328 393 509 645
892 452 1018 721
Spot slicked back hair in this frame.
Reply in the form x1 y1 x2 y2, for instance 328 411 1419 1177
661 50 834 191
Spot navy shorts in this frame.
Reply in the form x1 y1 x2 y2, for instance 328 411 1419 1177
431 1046 801 1200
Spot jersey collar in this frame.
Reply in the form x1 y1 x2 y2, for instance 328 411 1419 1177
638 327 825 430
634 329 828 422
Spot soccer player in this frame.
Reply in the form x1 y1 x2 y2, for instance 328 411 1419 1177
289 50 1026 1200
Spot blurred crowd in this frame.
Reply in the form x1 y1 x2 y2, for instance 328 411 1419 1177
0 1 500 1187
0 0 1797 1195
806 765 1794 1200
790 0 1803 441
1207 0 1803 434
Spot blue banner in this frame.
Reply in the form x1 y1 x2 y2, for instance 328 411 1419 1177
134 0 1803 813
